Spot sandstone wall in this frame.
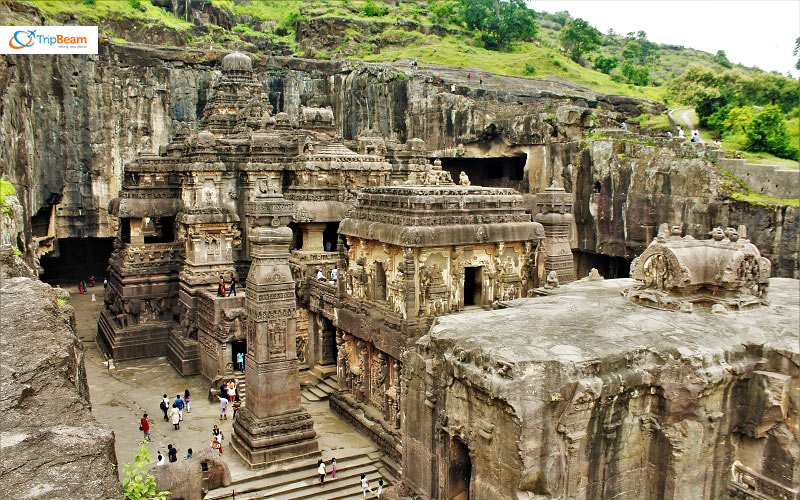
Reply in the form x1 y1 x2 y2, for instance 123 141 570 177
0 262 122 499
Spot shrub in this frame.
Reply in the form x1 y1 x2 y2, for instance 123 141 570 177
361 1 389 17
523 62 536 76
122 439 169 500
745 105 796 159
593 54 618 74
620 61 649 86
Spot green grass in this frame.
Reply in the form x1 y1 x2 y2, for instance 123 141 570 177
0 176 16 207
722 131 800 168
635 113 671 131
34 0 193 30
718 166 800 207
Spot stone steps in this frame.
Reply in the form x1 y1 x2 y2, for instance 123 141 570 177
205 447 388 500
301 376 339 403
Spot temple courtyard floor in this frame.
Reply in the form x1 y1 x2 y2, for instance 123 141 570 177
66 283 376 484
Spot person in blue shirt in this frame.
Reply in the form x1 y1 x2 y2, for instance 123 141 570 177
236 351 244 371
173 394 185 421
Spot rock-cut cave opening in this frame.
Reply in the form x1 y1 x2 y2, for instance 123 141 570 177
438 156 528 192
39 237 115 285
573 250 632 280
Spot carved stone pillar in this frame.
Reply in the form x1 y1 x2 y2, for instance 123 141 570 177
301 222 326 252
533 186 575 285
232 190 319 468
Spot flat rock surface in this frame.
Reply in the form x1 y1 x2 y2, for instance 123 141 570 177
430 278 800 366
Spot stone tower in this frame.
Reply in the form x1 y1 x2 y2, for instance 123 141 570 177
533 185 575 285
231 184 319 467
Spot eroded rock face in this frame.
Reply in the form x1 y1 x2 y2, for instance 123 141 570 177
0 269 122 499
405 278 800 500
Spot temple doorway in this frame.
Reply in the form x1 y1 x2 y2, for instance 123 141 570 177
231 340 246 372
375 262 387 301
446 437 472 500
463 266 482 306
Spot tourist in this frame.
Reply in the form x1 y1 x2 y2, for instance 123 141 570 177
217 275 226 296
186 448 193 459
211 438 222 456
330 267 338 285
678 128 685 139
236 351 244 371
666 131 673 138
227 380 237 402
360 473 374 498
450 84 456 94
620 122 628 131
173 394 184 421
168 444 177 463
89 275 95 287
479 75 482 85
439 76 444 85
467 72 471 81
331 457 337 478
232 398 242 418
713 138 721 148
318 460 326 486
140 413 152 442
103 277 107 289
168 404 181 430
184 389 191 413
212 424 224 444
219 394 229 419
316 268 326 281
376 479 384 498
227 276 237 297
160 394 170 420
156 452 165 465
78 281 84 294
219 381 226 399
691 130 699 142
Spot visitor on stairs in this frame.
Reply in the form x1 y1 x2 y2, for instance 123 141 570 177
376 479 384 498
361 473 375 498
318 460 326 486
184 389 191 413
236 351 244 371
331 457 337 478
227 380 237 402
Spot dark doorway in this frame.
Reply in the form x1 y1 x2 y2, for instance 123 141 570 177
446 437 471 500
439 156 528 192
323 222 339 252
288 222 303 251
40 237 115 285
143 216 175 243
375 262 387 301
231 340 246 372
463 267 482 306
573 251 631 279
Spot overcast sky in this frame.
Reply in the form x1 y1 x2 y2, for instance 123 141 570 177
530 0 800 76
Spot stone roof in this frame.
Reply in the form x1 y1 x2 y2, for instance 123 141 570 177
314 142 359 156
221 51 252 72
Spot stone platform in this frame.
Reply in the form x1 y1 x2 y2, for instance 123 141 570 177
96 309 172 361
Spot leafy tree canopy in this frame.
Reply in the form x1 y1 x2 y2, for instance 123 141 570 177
122 439 169 500
559 18 601 61
458 0 537 50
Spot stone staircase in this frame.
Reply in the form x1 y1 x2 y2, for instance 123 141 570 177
301 376 339 404
204 447 391 500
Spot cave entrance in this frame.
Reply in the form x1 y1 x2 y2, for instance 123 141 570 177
231 340 246 373
463 266 482 306
39 237 115 285
446 437 472 500
573 251 631 279
438 156 527 192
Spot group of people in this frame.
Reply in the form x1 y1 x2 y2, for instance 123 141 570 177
217 379 240 420
155 444 192 465
77 275 97 294
217 275 237 297
316 266 338 284
158 391 192 430
316 459 384 498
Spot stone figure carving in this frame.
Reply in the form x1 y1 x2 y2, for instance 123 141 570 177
149 448 231 500
459 171 471 186
545 270 559 289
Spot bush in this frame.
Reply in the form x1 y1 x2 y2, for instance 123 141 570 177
122 439 169 500
745 105 796 159
620 61 649 86
523 62 535 76
593 54 618 74
361 1 389 17
128 0 141 9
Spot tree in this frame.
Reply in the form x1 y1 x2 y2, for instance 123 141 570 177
794 36 799 71
621 61 650 86
713 50 733 68
458 0 537 50
745 105 795 158
559 18 601 62
723 106 755 134
593 54 619 74
122 439 169 500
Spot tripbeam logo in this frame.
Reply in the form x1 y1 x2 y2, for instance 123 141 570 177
1 26 97 54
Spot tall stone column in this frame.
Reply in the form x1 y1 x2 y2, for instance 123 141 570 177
232 189 319 468
533 185 575 284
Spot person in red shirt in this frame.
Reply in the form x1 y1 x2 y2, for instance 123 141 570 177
140 413 152 442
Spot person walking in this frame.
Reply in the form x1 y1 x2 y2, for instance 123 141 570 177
236 351 244 371
140 413 152 442
450 84 456 94
376 479 384 498
186 448 193 459
184 389 192 413
168 404 181 430
212 424 224 444
218 395 229 420
168 444 178 463
467 72 471 81
160 394 170 420
318 460 326 486
103 277 108 289
211 438 222 456
227 380 237 402
331 457 337 479
360 473 374 498
217 275 226 297
227 276 237 296
173 394 184 421
156 452 165 465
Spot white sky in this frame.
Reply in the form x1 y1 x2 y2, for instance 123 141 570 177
529 0 800 76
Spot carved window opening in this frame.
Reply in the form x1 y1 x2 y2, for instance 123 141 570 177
375 262 387 302
120 218 131 243
323 222 339 252
446 436 472 500
143 216 175 244
289 222 303 250
593 181 602 193
463 266 482 306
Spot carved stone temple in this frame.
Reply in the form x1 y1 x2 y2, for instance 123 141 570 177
93 50 799 499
